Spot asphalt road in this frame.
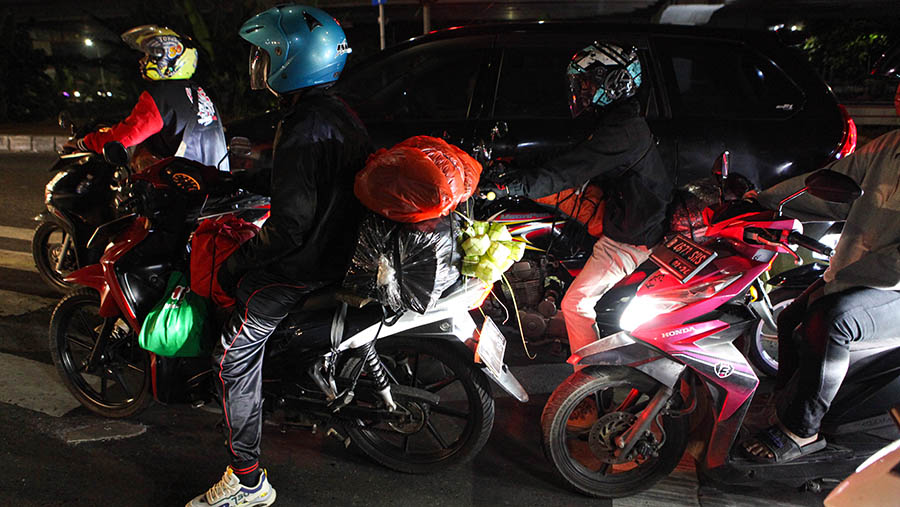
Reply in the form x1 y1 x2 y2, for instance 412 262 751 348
0 153 830 506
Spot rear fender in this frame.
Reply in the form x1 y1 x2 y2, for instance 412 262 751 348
65 264 117 318
395 317 529 403
570 331 686 389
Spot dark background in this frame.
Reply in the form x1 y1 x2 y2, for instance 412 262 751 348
0 0 897 125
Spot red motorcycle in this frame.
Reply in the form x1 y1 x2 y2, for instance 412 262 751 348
48 143 522 472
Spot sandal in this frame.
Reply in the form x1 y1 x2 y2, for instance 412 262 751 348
741 425 827 464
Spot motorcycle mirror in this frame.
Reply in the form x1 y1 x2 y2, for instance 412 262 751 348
228 137 253 157
102 141 130 167
712 151 730 182
804 169 863 203
491 121 509 140
57 111 74 135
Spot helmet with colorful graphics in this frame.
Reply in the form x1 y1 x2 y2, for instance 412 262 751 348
239 4 351 95
121 25 198 81
567 42 642 118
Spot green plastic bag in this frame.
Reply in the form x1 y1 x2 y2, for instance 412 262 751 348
138 272 206 357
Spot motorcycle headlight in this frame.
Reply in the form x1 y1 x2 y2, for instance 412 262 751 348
619 274 741 332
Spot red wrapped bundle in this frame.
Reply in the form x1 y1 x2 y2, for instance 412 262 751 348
355 136 482 223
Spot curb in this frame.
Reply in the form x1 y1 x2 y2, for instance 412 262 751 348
0 135 69 153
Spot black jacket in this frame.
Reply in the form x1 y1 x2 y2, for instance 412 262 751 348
82 80 229 170
505 99 673 247
225 88 372 282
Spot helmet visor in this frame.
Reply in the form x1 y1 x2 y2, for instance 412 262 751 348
567 71 600 118
249 46 270 91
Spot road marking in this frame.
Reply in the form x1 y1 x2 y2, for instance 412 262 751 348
0 225 33 241
0 288 56 316
0 352 81 417
0 248 36 273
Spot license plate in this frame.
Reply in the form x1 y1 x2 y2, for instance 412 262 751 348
650 233 717 283
475 317 507 378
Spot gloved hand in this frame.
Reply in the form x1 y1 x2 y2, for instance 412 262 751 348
477 181 509 201
62 138 88 154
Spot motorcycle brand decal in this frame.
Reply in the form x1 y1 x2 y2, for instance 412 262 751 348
714 362 734 378
661 326 696 338
195 87 218 126
643 272 666 290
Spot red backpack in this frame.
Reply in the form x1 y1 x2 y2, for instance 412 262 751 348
190 215 259 308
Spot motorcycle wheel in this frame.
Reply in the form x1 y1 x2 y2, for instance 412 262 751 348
49 289 152 418
541 367 687 498
342 336 494 474
33 220 78 293
746 288 801 378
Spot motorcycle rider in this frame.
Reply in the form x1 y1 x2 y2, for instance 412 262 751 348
186 6 370 507
64 25 228 171
742 129 900 463
485 43 672 425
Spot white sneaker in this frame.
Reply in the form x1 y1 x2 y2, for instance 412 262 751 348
186 466 277 506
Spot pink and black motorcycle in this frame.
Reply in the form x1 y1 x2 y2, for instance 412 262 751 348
538 164 900 497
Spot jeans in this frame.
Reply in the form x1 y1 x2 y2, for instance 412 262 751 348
776 279 900 438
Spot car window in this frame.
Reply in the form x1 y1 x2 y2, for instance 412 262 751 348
654 37 804 119
493 41 656 120
493 46 573 119
337 38 490 121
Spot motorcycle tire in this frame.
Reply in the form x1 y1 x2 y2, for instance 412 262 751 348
342 336 494 474
541 367 687 498
33 220 77 293
49 289 152 418
746 288 801 378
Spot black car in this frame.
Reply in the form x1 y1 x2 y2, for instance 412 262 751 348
333 21 856 189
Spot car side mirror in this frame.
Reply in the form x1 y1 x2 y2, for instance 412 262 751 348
102 141 130 167
228 136 253 157
804 169 863 203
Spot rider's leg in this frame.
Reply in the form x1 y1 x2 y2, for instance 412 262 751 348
561 235 650 370
213 270 311 485
778 286 900 439
774 279 824 390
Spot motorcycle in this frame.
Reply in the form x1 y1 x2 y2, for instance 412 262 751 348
32 115 126 292
49 143 527 473
539 162 900 498
743 221 842 377
34 113 265 293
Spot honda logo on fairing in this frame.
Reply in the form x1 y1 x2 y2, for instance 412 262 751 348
662 326 696 338
714 363 734 379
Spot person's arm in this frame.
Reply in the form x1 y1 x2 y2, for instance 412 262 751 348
224 120 325 273
78 91 164 152
505 120 652 199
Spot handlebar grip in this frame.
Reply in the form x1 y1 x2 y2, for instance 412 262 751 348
788 231 833 257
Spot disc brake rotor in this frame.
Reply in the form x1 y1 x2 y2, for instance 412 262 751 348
388 401 427 434
588 411 637 464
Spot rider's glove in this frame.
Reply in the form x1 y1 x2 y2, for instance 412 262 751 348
478 181 509 201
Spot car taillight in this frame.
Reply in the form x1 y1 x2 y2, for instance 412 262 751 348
835 105 857 160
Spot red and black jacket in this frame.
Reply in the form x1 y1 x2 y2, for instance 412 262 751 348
80 80 229 170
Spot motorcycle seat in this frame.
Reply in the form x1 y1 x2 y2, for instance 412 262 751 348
848 338 900 352
294 285 374 313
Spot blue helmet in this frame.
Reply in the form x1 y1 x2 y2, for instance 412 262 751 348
239 5 352 94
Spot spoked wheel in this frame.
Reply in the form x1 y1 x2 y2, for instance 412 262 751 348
746 288 800 378
49 289 152 418
541 368 687 498
33 220 78 293
343 336 494 473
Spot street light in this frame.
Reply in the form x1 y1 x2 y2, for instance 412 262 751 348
84 38 93 47
84 37 106 93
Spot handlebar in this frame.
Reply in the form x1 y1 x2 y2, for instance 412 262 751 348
788 231 834 257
